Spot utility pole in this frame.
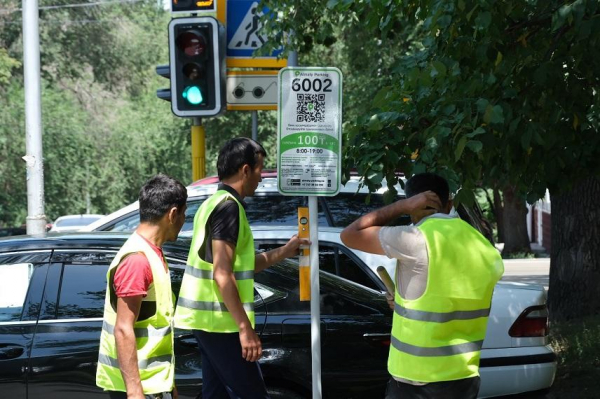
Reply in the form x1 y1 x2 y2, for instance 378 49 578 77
22 0 46 235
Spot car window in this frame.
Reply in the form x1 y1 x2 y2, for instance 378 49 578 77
245 195 328 226
318 245 381 291
57 264 108 319
256 241 382 291
0 263 35 322
326 193 411 227
104 198 206 233
255 259 379 316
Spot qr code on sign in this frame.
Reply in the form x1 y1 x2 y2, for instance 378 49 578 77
297 94 325 123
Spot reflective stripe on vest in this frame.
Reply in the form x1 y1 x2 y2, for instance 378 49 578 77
183 264 255 281
394 303 491 323
174 190 255 333
102 320 173 339
388 217 504 383
96 232 175 394
98 353 173 370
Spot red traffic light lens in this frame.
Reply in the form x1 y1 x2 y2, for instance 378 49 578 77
177 30 207 57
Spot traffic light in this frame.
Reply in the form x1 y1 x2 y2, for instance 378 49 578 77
168 16 226 117
171 0 215 14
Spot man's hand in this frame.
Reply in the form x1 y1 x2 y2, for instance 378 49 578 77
385 292 395 311
172 385 178 399
239 325 262 362
403 190 443 215
281 234 311 259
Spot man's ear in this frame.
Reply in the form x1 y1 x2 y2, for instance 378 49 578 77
167 206 179 224
241 164 251 177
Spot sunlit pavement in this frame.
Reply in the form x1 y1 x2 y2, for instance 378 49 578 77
501 258 550 290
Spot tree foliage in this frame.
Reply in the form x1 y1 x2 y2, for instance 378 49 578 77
0 1 272 226
262 0 600 205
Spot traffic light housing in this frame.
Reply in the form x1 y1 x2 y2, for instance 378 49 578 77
168 17 226 117
171 0 215 14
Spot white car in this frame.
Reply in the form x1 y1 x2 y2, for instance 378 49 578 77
83 174 492 240
49 214 105 233
245 226 556 398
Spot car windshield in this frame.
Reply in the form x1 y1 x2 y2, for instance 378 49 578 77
57 217 100 227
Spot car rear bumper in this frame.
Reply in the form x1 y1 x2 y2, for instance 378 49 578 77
478 345 556 398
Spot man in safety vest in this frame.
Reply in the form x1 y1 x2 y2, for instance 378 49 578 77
341 173 503 399
174 138 308 399
96 174 188 399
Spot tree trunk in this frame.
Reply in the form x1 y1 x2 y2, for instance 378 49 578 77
493 188 505 243
548 176 600 322
501 185 531 255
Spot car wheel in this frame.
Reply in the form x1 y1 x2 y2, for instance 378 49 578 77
267 387 306 399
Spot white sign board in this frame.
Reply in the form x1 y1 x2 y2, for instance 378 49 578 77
226 73 277 107
277 67 343 196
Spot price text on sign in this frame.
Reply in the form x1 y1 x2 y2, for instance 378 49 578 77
277 67 343 196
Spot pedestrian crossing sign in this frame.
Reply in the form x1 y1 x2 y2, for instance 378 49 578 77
226 0 286 68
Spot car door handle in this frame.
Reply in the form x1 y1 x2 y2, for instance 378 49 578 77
175 334 198 348
0 345 25 360
363 333 391 346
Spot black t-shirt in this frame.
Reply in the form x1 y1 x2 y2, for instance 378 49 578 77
200 184 246 263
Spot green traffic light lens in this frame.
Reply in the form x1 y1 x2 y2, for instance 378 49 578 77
183 86 203 105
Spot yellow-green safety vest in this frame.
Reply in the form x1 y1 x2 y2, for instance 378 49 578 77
174 190 255 332
388 217 504 383
96 232 175 394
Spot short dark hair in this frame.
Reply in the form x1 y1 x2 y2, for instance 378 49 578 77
217 138 266 180
405 173 450 207
139 174 187 223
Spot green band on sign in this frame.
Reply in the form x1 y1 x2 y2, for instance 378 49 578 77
280 132 339 153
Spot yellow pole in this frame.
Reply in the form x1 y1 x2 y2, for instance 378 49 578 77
191 121 205 181
298 207 310 301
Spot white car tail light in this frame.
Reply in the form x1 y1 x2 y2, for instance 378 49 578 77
509 305 549 337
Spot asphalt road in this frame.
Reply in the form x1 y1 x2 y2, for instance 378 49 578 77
501 258 550 289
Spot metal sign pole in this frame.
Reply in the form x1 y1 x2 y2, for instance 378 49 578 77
308 195 321 399
22 0 46 235
252 111 258 141
287 50 322 399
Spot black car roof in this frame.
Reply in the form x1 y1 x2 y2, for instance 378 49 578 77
0 232 192 253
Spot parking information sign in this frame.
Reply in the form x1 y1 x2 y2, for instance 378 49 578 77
277 67 343 196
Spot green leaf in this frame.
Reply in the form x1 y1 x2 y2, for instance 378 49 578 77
431 61 447 78
455 136 468 161
426 137 438 150
466 127 486 138
474 11 491 30
466 140 483 153
326 0 340 9
521 129 533 150
372 87 392 108
476 98 489 113
483 105 504 124
368 170 384 185
433 125 452 138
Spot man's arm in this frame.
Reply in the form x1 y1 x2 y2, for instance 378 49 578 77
212 239 262 362
341 191 441 254
114 295 145 399
254 235 309 272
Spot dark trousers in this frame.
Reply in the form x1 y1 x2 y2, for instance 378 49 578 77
108 391 172 399
194 329 270 399
385 376 481 399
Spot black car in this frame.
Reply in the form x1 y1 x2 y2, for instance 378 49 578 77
0 233 392 398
